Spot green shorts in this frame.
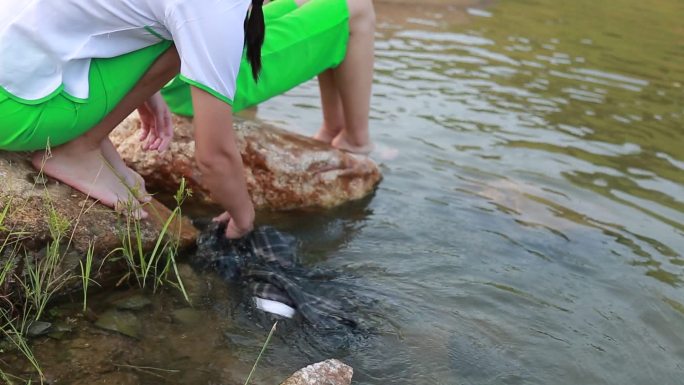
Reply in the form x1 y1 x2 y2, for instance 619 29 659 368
161 0 351 116
0 41 172 151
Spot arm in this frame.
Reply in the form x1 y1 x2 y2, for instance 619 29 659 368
191 86 255 238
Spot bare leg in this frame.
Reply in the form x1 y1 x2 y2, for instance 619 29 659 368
294 0 374 153
329 0 375 154
313 69 345 143
32 46 180 216
100 137 151 203
297 0 346 143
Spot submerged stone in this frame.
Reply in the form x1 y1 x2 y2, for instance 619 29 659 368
171 307 203 326
94 309 142 339
47 320 73 340
27 321 52 337
111 114 382 210
112 293 152 311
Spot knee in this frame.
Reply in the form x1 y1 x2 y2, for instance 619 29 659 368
347 0 375 33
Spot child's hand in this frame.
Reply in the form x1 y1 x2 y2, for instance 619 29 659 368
212 211 232 223
212 210 254 239
138 92 173 152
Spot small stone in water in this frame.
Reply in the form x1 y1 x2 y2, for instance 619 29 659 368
95 310 142 339
27 321 52 337
47 320 74 340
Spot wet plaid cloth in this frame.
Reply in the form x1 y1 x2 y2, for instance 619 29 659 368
194 223 359 330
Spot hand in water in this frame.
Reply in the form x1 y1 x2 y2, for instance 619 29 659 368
213 211 254 239
138 92 173 152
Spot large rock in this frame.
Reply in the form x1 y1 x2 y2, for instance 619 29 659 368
111 114 382 210
0 151 197 296
280 359 353 385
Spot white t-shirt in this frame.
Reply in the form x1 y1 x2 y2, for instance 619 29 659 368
0 0 251 105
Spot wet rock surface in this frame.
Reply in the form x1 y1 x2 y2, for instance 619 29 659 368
0 151 198 297
280 359 353 385
111 114 382 210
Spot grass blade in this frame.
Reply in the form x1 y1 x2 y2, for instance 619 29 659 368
244 321 278 385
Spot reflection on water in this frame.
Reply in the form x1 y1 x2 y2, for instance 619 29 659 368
11 0 684 384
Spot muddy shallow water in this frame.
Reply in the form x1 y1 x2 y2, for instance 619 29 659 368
4 0 684 384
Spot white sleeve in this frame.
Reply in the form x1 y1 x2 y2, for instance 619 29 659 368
166 0 250 105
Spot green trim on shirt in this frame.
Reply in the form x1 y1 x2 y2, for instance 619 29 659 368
144 26 169 41
178 74 234 106
0 83 87 105
61 92 88 104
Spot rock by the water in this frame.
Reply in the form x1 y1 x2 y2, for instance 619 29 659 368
280 359 353 385
111 114 382 210
0 151 198 297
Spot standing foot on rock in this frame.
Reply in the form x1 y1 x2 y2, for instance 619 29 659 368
31 148 148 219
331 132 374 155
332 134 399 161
313 123 343 144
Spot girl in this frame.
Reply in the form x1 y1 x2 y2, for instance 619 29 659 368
162 0 376 155
0 0 375 238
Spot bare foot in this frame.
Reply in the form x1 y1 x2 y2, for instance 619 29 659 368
100 138 151 203
32 149 148 218
331 132 374 155
313 123 343 144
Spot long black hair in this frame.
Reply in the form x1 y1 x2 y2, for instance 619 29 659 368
244 0 265 81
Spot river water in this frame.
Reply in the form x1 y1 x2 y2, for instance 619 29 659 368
12 0 684 384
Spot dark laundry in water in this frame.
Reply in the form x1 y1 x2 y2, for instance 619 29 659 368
193 222 365 331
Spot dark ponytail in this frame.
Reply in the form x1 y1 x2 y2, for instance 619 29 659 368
244 0 265 81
